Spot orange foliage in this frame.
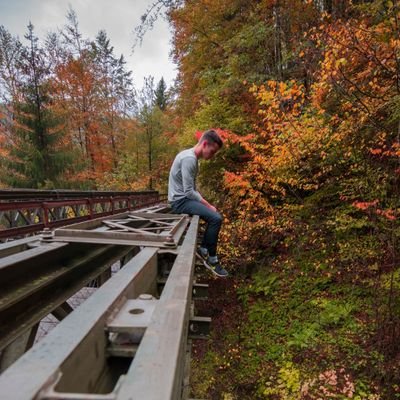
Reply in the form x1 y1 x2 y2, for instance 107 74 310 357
52 56 121 182
216 4 400 271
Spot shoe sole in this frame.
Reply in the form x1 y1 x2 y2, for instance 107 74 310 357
196 250 208 261
195 253 229 278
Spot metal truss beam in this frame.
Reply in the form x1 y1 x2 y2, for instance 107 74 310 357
0 216 201 400
0 240 133 352
0 191 167 240
52 212 189 248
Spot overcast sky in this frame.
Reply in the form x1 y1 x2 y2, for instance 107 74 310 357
0 0 177 90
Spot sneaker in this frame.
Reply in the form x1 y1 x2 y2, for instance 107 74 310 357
206 259 229 277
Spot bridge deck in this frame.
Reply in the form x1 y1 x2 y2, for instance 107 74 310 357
0 201 207 400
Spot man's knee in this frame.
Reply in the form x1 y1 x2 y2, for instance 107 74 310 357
210 211 222 226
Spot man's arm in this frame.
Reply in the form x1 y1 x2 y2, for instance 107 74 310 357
181 157 216 211
181 156 202 201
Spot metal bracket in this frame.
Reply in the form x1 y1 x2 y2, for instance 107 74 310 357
192 283 208 300
188 316 211 339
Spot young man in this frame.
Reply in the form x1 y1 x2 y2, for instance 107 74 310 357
168 129 228 277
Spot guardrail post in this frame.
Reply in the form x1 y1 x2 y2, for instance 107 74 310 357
42 202 49 227
111 196 115 215
87 198 94 219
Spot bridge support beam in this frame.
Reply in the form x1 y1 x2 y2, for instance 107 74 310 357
0 216 202 400
0 324 39 373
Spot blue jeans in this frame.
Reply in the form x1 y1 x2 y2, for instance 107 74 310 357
171 198 222 257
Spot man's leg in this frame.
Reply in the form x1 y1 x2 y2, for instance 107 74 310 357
171 198 222 257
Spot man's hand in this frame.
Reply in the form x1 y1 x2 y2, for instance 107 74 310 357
201 198 217 212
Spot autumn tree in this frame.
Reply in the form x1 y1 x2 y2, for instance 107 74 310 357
136 76 173 189
92 30 135 168
49 9 136 185
51 9 100 180
99 74 177 192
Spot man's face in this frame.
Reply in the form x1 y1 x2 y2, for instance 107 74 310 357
202 141 221 160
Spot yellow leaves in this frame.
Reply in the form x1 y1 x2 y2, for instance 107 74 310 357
278 81 287 95
389 38 400 49
335 57 347 68
238 77 341 201
252 80 306 121
249 83 258 94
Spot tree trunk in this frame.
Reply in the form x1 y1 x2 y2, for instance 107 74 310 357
273 0 283 80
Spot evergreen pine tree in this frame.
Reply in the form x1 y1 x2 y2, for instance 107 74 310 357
154 77 167 111
2 23 73 188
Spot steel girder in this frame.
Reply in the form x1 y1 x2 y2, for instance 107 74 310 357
0 216 204 400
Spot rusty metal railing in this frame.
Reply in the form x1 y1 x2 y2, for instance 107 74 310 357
0 189 160 201
0 190 167 240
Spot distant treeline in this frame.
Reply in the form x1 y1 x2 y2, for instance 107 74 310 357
0 9 174 190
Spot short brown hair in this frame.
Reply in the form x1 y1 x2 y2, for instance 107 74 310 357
199 129 223 148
